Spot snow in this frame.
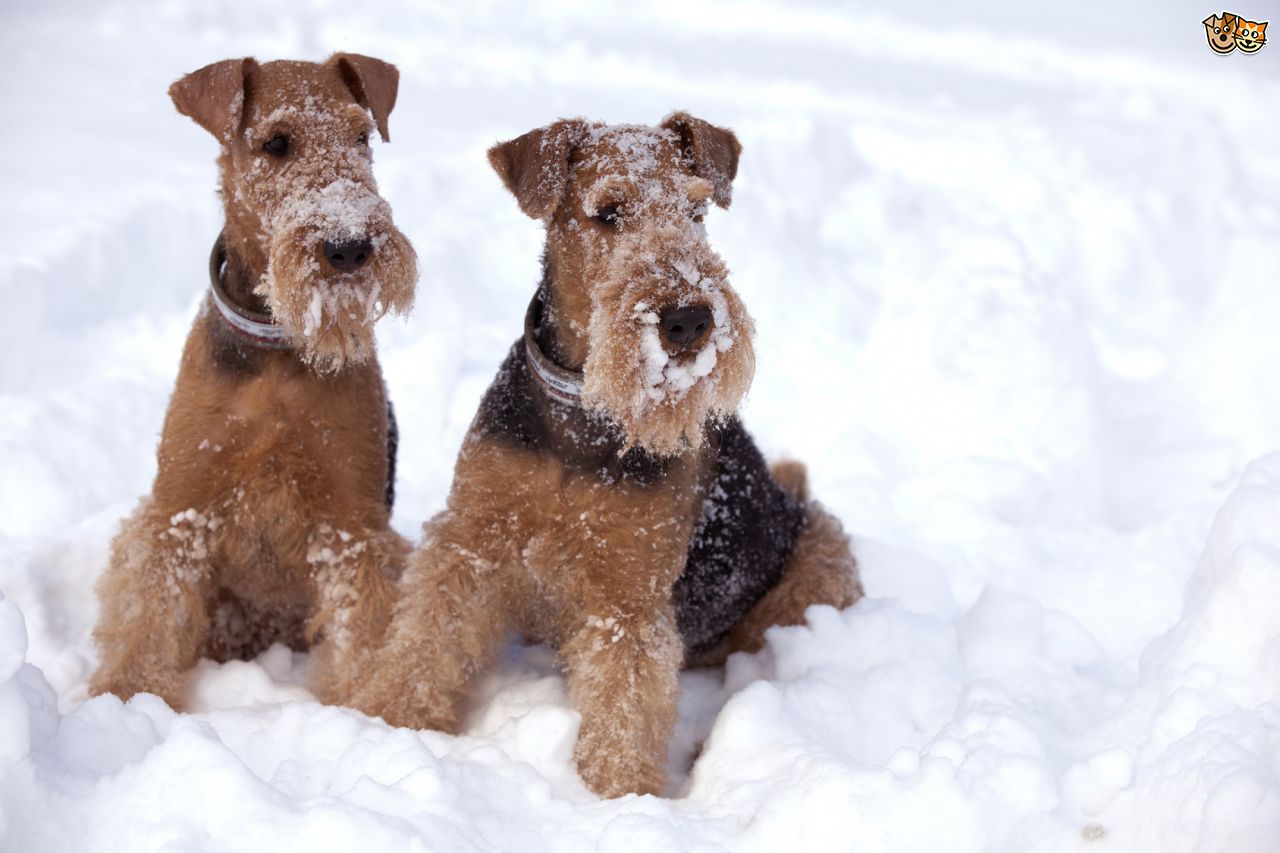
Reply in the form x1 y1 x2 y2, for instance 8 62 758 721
2 0 1280 850
634 284 733 400
249 92 416 370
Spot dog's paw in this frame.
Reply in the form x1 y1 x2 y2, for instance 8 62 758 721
574 742 664 799
381 690 457 733
88 668 186 711
352 681 457 733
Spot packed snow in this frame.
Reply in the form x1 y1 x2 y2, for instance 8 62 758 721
2 0 1280 850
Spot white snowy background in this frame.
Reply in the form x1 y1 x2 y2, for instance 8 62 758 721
2 0 1280 850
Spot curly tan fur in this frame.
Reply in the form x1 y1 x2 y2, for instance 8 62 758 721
582 225 755 455
353 115 861 798
89 54 415 709
355 439 704 796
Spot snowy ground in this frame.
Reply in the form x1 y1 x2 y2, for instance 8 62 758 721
3 1 1280 850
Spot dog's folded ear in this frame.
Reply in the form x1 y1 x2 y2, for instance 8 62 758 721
330 53 399 142
661 112 742 209
488 119 588 220
170 58 258 143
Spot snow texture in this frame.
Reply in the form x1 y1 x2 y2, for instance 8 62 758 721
2 0 1280 850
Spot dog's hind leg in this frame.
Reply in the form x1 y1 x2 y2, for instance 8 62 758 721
691 465 863 667
350 512 509 731
89 500 216 709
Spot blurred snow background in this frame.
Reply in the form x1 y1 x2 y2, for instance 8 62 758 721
1 0 1279 850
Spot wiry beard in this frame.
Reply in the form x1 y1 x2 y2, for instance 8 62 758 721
580 229 755 456
257 183 417 374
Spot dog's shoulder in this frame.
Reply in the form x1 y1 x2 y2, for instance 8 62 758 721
471 339 549 449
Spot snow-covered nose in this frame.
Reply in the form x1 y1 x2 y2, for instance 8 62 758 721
323 238 373 271
660 305 713 348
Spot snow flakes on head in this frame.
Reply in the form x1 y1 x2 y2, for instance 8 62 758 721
231 94 417 372
563 124 754 456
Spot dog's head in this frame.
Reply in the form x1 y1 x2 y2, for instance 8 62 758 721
1203 13 1239 53
489 114 755 456
170 54 417 372
1235 17 1267 52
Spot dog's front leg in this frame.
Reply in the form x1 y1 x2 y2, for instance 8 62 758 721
305 524 410 703
351 511 509 731
90 500 216 709
562 598 683 798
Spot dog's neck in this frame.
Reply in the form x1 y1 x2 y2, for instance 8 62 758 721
207 234 291 352
515 292 679 482
525 292 584 406
533 255 593 370
216 232 272 317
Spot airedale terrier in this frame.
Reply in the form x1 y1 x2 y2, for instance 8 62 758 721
352 114 861 797
89 54 417 709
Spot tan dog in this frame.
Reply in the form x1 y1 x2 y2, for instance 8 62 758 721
1204 12 1238 54
89 54 417 709
352 115 860 797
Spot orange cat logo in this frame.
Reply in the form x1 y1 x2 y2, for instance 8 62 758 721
1235 17 1267 52
1205 11 1267 54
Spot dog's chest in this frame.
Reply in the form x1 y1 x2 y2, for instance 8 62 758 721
157 333 389 589
466 341 807 653
465 343 711 631
193 370 358 494
507 453 706 638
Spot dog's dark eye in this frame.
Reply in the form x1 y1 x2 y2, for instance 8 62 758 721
263 134 290 157
595 205 620 227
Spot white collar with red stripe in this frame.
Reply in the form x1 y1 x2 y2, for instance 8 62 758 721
524 295 584 406
208 235 291 351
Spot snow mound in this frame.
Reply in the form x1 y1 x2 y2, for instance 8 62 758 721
3 453 1279 850
1076 455 1280 852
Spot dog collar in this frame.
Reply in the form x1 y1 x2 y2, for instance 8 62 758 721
208 235 292 350
524 295 584 405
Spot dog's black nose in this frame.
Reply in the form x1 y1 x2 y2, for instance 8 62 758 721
323 238 373 272
659 305 713 348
